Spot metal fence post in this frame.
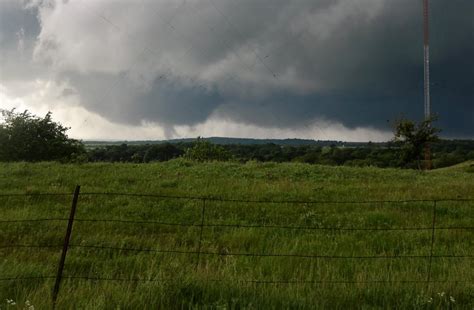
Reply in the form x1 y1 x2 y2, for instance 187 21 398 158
426 200 437 289
52 185 80 307
195 198 206 270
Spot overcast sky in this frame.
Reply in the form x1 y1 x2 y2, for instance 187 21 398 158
0 0 472 141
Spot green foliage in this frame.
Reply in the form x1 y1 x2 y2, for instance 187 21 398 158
433 153 465 169
183 138 231 162
143 143 183 162
392 117 440 168
87 143 183 163
84 139 474 170
0 109 85 162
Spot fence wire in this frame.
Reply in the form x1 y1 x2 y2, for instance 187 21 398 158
2 243 473 260
1 275 472 285
1 190 473 301
1 217 473 231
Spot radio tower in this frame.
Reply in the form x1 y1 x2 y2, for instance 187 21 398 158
423 0 432 169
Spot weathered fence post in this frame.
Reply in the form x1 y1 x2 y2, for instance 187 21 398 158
195 198 206 270
52 185 80 307
426 200 437 289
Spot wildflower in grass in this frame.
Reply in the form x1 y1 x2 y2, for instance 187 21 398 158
25 300 35 310
449 296 455 303
427 297 433 303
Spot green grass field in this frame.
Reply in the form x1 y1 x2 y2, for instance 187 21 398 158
1 160 473 309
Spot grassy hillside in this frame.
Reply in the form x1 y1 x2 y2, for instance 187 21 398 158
2 160 474 200
433 160 474 173
1 161 473 308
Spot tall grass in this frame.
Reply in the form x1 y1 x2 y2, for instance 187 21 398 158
1 160 473 308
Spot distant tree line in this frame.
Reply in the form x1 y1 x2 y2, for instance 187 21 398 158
85 138 474 169
1 109 473 169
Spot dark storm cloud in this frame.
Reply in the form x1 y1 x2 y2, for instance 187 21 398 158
2 0 474 138
0 1 39 44
64 71 222 126
217 0 473 136
0 1 43 83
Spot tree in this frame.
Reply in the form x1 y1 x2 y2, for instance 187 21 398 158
0 109 85 162
392 117 440 169
183 137 231 162
143 143 183 162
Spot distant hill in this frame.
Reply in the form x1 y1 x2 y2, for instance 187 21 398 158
84 137 374 148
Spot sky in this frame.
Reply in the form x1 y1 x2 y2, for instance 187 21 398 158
0 0 472 141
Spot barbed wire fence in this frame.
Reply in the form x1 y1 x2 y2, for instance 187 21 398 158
1 186 473 306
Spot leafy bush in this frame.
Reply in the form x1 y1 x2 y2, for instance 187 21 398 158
0 109 85 162
392 117 440 169
433 153 466 169
143 143 183 162
184 138 231 162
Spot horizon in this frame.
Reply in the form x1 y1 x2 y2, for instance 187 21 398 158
81 135 473 144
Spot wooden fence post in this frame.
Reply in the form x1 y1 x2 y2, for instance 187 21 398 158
52 185 80 307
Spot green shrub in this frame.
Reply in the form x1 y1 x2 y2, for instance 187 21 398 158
184 138 231 162
0 109 85 162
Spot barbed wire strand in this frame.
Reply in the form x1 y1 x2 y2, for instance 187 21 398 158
72 193 474 205
1 218 473 232
1 275 471 285
4 244 471 260
1 192 473 205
